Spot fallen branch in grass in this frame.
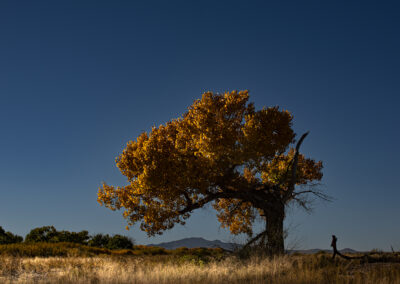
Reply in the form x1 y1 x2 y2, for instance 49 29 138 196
331 235 400 263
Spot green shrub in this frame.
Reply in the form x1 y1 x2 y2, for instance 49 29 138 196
0 226 23 244
88 233 111 248
106 234 134 250
25 226 58 243
53 230 90 244
25 226 90 245
24 227 135 249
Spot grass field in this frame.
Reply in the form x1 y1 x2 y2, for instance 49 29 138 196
1 244 400 283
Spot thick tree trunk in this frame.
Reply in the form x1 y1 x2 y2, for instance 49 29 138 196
265 203 285 255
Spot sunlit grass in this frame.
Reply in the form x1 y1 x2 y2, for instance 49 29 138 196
1 252 400 283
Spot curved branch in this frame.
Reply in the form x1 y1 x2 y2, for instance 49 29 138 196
292 196 312 211
178 193 222 214
292 189 332 202
242 230 268 250
289 131 309 192
276 132 309 192
178 190 248 215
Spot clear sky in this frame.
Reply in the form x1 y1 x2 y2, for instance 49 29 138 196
0 1 399 251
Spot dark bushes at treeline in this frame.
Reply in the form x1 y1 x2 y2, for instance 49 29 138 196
0 226 23 244
0 226 133 250
0 242 225 258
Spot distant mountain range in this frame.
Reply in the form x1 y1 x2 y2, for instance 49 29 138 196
148 237 239 251
147 237 360 254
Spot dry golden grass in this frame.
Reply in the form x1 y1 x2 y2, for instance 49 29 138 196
1 253 400 284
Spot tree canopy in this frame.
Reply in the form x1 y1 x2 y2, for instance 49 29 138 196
0 226 23 244
98 91 324 254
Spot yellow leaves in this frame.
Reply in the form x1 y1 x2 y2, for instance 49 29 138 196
242 107 295 163
213 199 254 236
97 90 323 237
261 148 323 186
243 167 258 185
178 90 254 169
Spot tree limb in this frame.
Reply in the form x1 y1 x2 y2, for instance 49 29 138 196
178 190 246 215
275 132 309 193
178 194 221 214
292 189 331 202
278 132 309 202
289 131 309 192
242 230 268 250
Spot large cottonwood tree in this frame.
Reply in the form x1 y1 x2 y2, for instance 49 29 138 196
98 91 324 254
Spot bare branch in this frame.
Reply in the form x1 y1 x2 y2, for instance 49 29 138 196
292 196 312 211
275 132 309 192
242 230 268 250
292 189 332 202
289 131 309 192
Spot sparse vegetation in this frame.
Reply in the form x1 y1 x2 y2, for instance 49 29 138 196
0 242 224 258
1 227 399 283
0 250 399 283
1 226 399 282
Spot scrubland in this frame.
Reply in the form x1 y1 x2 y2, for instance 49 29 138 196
0 243 400 283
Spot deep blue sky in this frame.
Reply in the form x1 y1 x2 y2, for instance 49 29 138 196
1 1 399 251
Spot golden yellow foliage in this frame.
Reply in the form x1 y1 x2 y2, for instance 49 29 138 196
98 91 323 242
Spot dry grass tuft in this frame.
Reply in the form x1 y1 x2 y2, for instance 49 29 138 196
0 253 400 283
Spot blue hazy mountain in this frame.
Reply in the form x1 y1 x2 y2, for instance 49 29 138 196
147 237 239 251
147 237 360 254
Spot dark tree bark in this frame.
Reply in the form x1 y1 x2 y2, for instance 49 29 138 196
240 132 314 255
265 203 285 255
